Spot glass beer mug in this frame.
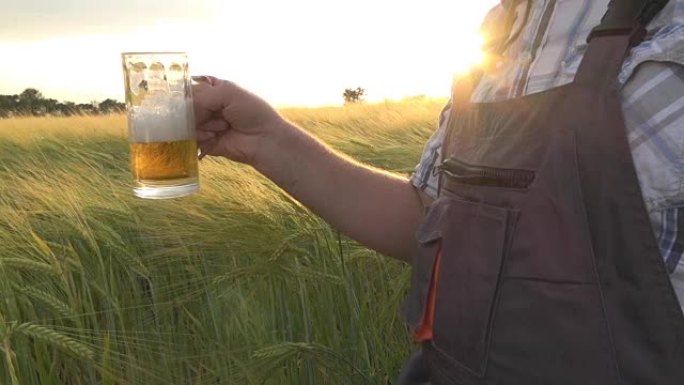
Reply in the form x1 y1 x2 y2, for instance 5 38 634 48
121 52 199 199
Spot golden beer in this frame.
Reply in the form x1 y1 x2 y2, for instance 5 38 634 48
122 52 199 199
130 139 199 182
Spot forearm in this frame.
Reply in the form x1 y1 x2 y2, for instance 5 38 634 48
253 120 425 262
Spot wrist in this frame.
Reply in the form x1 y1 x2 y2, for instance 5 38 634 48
251 117 297 172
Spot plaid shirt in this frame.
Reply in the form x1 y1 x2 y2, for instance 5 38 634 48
411 0 684 308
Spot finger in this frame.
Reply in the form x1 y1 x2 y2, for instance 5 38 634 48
192 75 211 86
198 118 229 133
198 147 209 160
193 99 216 126
192 75 220 86
198 137 219 160
197 130 216 142
191 75 216 95
192 76 225 123
193 90 222 124
192 82 210 96
192 79 240 120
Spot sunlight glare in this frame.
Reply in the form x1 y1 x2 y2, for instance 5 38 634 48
0 0 498 106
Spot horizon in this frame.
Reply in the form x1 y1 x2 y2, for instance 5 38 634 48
0 1 498 107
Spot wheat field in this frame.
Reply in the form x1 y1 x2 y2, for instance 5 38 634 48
0 99 445 385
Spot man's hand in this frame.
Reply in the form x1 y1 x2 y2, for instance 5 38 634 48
192 76 287 165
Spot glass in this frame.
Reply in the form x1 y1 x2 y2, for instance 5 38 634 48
121 52 199 199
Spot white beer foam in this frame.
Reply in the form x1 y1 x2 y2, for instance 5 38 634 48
129 92 195 143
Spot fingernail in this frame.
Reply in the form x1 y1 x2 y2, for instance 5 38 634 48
192 76 212 85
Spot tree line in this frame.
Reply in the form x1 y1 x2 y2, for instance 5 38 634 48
1 86 369 118
0 88 126 118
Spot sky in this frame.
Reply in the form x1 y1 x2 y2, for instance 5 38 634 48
0 0 499 107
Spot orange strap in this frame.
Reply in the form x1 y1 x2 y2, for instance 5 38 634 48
414 247 442 342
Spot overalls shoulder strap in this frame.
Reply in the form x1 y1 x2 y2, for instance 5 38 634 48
575 0 669 87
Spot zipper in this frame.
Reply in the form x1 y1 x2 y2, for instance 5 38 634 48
438 158 535 189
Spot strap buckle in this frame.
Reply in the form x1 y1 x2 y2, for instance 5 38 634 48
587 0 669 44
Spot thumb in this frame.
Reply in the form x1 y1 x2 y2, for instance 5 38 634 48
192 77 239 123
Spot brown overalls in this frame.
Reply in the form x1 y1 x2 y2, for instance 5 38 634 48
400 0 684 384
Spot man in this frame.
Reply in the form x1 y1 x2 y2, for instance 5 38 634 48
193 0 684 383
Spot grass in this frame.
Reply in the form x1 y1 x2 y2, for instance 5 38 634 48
0 98 446 385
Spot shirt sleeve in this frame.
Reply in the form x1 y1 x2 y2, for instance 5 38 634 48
409 101 450 199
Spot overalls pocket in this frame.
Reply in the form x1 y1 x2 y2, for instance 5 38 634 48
404 195 518 378
401 198 447 331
